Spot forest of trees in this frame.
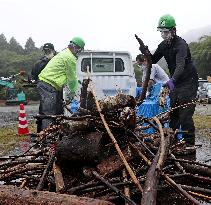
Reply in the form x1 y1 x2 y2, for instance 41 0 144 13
189 35 211 79
0 34 42 100
0 33 42 77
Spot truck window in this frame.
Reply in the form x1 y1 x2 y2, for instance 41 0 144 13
81 58 125 72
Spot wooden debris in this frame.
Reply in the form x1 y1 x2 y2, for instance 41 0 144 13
53 162 65 193
0 83 210 204
0 185 113 205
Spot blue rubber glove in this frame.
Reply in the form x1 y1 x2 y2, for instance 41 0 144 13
163 79 175 91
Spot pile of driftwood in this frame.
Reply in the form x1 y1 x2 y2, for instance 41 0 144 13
0 80 211 205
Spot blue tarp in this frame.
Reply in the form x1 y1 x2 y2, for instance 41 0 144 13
136 83 170 134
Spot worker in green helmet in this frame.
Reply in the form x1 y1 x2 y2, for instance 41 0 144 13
150 14 198 146
37 37 85 130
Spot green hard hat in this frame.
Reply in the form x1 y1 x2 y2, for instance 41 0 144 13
157 14 176 29
70 37 85 49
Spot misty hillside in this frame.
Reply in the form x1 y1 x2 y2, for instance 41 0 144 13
182 25 211 43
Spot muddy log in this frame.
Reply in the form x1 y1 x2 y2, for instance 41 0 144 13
181 163 211 177
98 94 136 111
0 164 45 180
96 147 137 176
135 34 152 104
141 129 173 205
0 185 114 205
53 162 65 193
36 152 55 191
59 119 93 136
80 79 91 109
82 91 137 113
92 171 137 205
56 131 104 166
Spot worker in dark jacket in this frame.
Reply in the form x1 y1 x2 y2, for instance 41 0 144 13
150 14 198 145
31 43 56 83
31 43 56 132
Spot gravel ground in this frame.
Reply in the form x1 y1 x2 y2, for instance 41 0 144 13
0 103 210 121
0 103 39 127
194 103 211 115
194 104 211 164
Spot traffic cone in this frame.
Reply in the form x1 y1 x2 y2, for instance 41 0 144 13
18 103 29 135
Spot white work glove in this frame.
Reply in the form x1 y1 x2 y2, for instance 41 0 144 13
66 92 75 104
64 87 76 104
146 91 150 97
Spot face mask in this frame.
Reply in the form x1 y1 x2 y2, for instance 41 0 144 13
161 30 172 41
45 52 54 59
74 47 83 56
69 42 83 57
140 64 147 70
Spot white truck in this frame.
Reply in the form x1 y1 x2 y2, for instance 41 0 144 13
64 50 138 114
77 50 137 98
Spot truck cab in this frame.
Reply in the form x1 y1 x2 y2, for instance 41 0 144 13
64 50 137 113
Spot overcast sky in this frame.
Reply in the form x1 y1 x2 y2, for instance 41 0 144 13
1 0 211 58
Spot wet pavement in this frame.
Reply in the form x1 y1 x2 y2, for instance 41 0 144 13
0 103 39 127
196 129 211 165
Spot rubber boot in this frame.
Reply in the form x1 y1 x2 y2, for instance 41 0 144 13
184 134 195 147
183 134 196 161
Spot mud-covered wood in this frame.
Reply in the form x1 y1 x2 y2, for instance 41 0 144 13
141 130 173 205
0 185 114 205
59 119 93 136
56 131 104 166
37 153 55 191
96 147 136 176
80 79 91 109
53 162 65 193
0 91 209 204
181 163 211 177
0 164 45 180
135 34 152 104
98 94 136 111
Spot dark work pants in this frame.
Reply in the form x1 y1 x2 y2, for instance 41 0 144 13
37 81 63 131
169 82 197 145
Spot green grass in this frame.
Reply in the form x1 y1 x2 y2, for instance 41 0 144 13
0 115 210 156
193 115 211 129
0 122 36 156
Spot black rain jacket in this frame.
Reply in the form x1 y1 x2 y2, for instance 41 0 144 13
31 56 50 82
151 35 198 87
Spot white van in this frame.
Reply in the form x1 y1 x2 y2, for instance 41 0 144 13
64 50 137 114
77 50 137 98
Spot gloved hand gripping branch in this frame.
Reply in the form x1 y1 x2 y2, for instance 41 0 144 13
65 88 76 104
163 78 175 91
135 34 149 55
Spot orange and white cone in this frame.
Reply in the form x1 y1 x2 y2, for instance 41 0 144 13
18 103 29 135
